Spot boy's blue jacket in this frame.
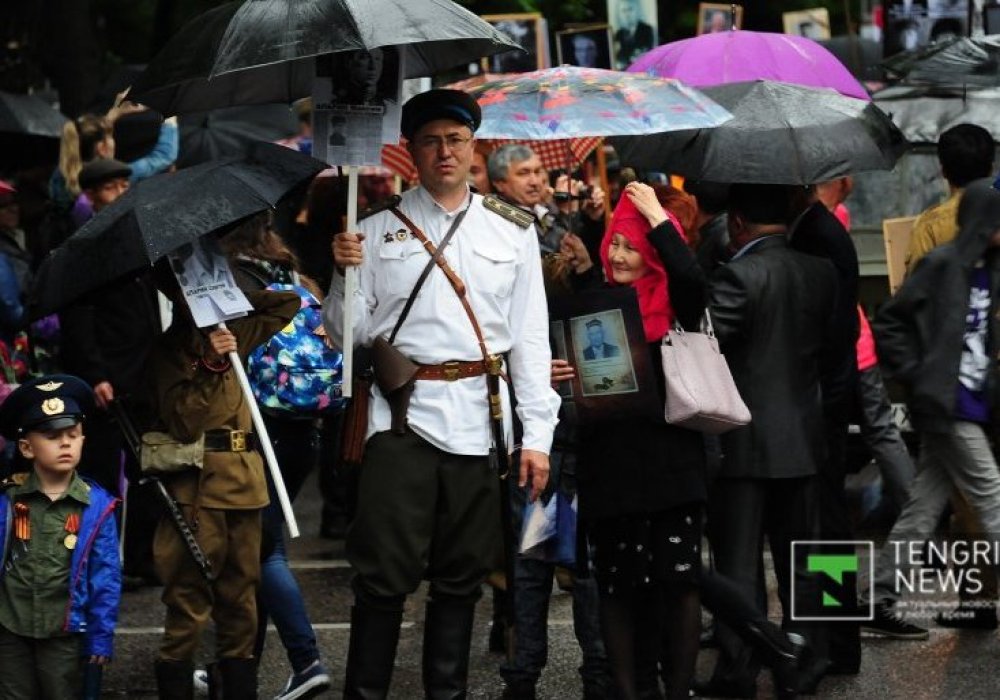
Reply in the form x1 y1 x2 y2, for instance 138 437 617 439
0 475 121 657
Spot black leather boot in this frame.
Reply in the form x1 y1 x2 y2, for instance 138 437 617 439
155 659 194 700
745 622 807 700
217 658 258 699
344 603 404 700
422 599 476 700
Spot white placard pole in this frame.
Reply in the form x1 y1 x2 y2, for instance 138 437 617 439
220 323 300 538
342 166 359 397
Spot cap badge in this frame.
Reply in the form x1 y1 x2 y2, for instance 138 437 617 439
37 381 64 392
41 398 65 416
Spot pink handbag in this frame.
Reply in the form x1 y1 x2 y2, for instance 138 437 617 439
660 312 751 434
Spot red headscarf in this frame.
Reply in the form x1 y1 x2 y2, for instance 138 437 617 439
600 194 686 342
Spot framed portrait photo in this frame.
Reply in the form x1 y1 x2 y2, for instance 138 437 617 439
549 287 659 422
607 0 658 69
782 8 832 40
556 25 614 69
697 3 744 35
481 13 546 73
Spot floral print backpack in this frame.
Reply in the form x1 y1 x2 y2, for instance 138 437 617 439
247 284 345 415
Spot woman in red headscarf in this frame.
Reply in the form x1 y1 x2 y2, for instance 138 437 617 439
562 180 707 700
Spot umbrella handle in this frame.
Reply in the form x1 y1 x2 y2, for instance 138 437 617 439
342 166 359 398
219 322 300 538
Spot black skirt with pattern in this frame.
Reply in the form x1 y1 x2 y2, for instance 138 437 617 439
589 502 703 596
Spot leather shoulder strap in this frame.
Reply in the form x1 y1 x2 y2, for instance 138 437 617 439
389 204 491 362
385 204 469 344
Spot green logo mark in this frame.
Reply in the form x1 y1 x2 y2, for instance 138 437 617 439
807 554 858 607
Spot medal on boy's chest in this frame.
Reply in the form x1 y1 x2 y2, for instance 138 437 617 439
13 502 29 540
64 512 80 550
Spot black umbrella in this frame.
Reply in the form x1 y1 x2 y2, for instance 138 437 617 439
610 81 907 185
882 35 1000 88
29 141 325 318
129 0 520 116
872 83 1000 144
0 91 68 138
178 103 299 167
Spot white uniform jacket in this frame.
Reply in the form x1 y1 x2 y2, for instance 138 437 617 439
324 185 560 456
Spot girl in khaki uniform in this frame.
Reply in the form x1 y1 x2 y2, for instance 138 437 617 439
149 261 299 699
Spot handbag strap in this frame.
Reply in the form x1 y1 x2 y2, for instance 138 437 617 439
389 205 492 364
669 309 715 340
385 204 470 344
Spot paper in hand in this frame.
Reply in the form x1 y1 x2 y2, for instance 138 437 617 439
168 239 253 328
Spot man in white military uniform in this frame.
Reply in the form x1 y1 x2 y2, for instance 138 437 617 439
324 89 560 700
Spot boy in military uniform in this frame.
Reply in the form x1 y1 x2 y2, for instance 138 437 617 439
148 260 299 698
0 374 122 699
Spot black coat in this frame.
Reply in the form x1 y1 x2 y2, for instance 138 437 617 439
873 179 1000 434
576 220 707 520
789 202 859 416
59 272 162 403
709 235 839 479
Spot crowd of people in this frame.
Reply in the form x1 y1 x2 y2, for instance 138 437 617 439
1 78 1000 700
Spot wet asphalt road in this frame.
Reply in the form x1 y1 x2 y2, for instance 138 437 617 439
104 472 1000 699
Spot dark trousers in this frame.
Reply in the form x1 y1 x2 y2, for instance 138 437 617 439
707 476 821 687
499 556 608 688
855 365 916 518
347 429 501 603
817 418 861 671
0 625 81 699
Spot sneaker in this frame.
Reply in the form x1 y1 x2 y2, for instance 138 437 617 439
861 600 929 639
275 661 331 700
193 669 209 697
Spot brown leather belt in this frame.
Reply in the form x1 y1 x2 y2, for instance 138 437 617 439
414 360 488 382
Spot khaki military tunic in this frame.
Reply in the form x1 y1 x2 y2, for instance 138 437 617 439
150 290 299 661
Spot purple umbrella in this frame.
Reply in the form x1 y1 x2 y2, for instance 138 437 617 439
628 30 869 101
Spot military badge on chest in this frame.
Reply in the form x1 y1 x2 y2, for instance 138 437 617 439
383 228 415 244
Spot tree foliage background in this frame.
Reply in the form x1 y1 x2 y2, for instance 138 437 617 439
1 0 854 116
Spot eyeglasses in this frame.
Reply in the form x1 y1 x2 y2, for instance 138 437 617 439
414 135 473 152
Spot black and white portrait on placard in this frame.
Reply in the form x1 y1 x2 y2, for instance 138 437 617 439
483 14 545 73
557 25 614 69
608 0 657 69
312 47 403 165
571 310 637 396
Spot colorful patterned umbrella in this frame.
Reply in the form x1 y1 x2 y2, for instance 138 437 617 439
465 66 732 140
380 137 602 181
629 30 870 101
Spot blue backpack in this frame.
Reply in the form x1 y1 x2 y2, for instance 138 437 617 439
248 284 345 415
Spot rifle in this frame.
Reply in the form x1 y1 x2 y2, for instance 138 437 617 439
109 400 214 581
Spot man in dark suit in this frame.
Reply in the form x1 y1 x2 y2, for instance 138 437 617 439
582 319 620 360
789 185 862 678
698 184 839 698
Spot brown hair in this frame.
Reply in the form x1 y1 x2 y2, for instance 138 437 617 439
58 114 113 197
652 184 699 249
218 213 324 299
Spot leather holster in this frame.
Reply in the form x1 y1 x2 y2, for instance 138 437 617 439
341 347 374 465
372 336 419 434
